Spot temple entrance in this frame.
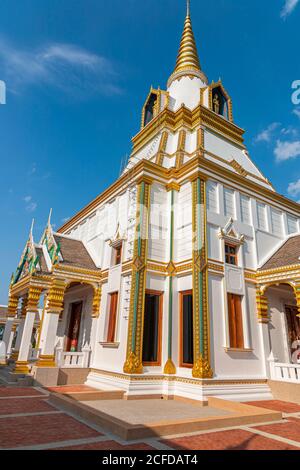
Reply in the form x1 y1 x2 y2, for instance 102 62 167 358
285 305 300 363
66 301 83 352
142 291 163 366
264 284 300 364
179 290 194 367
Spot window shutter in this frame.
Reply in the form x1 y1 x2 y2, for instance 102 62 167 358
270 208 283 236
287 215 298 234
257 203 267 230
240 195 251 224
206 181 218 213
224 188 235 218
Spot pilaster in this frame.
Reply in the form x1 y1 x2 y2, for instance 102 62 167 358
123 179 151 374
191 177 213 378
163 184 179 375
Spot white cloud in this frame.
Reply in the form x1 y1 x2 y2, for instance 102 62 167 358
254 122 281 143
61 217 70 223
274 140 300 161
26 202 37 213
281 126 299 137
0 39 122 97
281 0 299 18
288 179 300 197
23 195 37 212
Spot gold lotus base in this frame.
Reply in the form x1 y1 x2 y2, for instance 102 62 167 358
123 352 143 374
163 359 176 375
36 354 56 368
192 356 213 379
13 361 30 374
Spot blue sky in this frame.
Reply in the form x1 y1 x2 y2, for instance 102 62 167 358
0 0 300 303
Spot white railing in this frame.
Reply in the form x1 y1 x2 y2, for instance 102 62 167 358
269 361 300 383
55 344 91 368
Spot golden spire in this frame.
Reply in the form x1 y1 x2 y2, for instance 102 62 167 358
168 0 207 87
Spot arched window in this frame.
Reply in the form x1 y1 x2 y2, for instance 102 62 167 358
212 86 229 119
143 93 158 127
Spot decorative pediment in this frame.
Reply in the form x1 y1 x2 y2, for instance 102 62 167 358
218 218 245 245
108 223 126 248
11 222 41 285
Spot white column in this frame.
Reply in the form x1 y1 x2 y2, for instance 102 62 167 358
14 311 36 373
259 322 272 378
2 318 15 352
13 287 42 373
14 318 26 351
37 312 60 367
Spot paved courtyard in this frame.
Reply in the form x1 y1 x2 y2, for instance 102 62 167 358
0 385 300 450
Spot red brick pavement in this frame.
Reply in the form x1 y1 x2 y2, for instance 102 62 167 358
0 413 102 448
0 387 44 397
0 397 54 415
162 429 298 450
246 400 300 413
254 418 300 443
54 441 155 451
1 387 300 450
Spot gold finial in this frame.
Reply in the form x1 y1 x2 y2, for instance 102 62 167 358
187 0 190 17
168 0 207 87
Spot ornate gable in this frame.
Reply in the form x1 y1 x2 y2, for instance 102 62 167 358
11 223 41 285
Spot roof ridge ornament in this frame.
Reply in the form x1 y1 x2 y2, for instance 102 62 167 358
167 0 208 88
47 208 53 228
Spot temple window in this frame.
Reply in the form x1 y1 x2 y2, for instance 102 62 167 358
180 290 193 367
112 243 122 266
212 86 229 119
142 291 163 365
107 292 118 343
227 294 244 349
143 93 158 127
225 244 238 266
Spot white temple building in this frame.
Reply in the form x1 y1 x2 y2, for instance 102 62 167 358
1 2 300 402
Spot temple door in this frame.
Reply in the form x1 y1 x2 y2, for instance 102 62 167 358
285 305 300 362
66 302 83 352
